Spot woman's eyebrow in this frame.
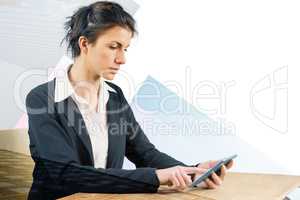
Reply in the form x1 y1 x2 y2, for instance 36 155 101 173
111 41 130 48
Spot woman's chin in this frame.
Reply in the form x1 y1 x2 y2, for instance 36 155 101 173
103 73 116 80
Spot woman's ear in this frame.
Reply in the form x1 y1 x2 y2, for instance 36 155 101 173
78 36 89 55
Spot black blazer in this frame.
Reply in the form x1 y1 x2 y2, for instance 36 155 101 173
25 78 189 199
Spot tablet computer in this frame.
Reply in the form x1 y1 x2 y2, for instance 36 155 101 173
190 154 237 188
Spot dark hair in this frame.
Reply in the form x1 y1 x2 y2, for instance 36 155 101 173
62 1 137 58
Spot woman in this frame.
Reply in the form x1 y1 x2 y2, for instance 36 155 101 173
26 1 233 199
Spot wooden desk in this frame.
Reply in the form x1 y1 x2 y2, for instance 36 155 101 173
59 172 300 200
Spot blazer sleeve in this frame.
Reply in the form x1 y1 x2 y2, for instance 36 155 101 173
118 88 191 169
26 89 160 195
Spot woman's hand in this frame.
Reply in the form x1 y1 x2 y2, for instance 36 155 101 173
155 166 206 191
193 160 234 189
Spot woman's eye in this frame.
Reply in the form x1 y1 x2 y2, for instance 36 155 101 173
109 46 118 49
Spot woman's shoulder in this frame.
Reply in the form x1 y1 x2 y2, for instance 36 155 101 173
26 78 56 103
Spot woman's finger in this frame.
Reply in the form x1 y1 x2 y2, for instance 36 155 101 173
179 168 192 186
170 173 180 189
205 178 217 189
226 160 234 169
210 172 222 185
183 167 207 174
197 181 207 188
219 165 226 181
175 170 187 189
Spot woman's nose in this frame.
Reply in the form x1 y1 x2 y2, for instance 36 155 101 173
115 51 126 65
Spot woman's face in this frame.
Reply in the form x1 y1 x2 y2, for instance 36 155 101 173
84 26 133 80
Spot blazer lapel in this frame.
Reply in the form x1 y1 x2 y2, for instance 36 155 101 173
59 97 94 166
105 91 122 168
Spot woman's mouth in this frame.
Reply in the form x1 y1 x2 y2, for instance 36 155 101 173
109 68 119 74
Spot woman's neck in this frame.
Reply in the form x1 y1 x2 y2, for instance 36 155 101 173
68 58 101 101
